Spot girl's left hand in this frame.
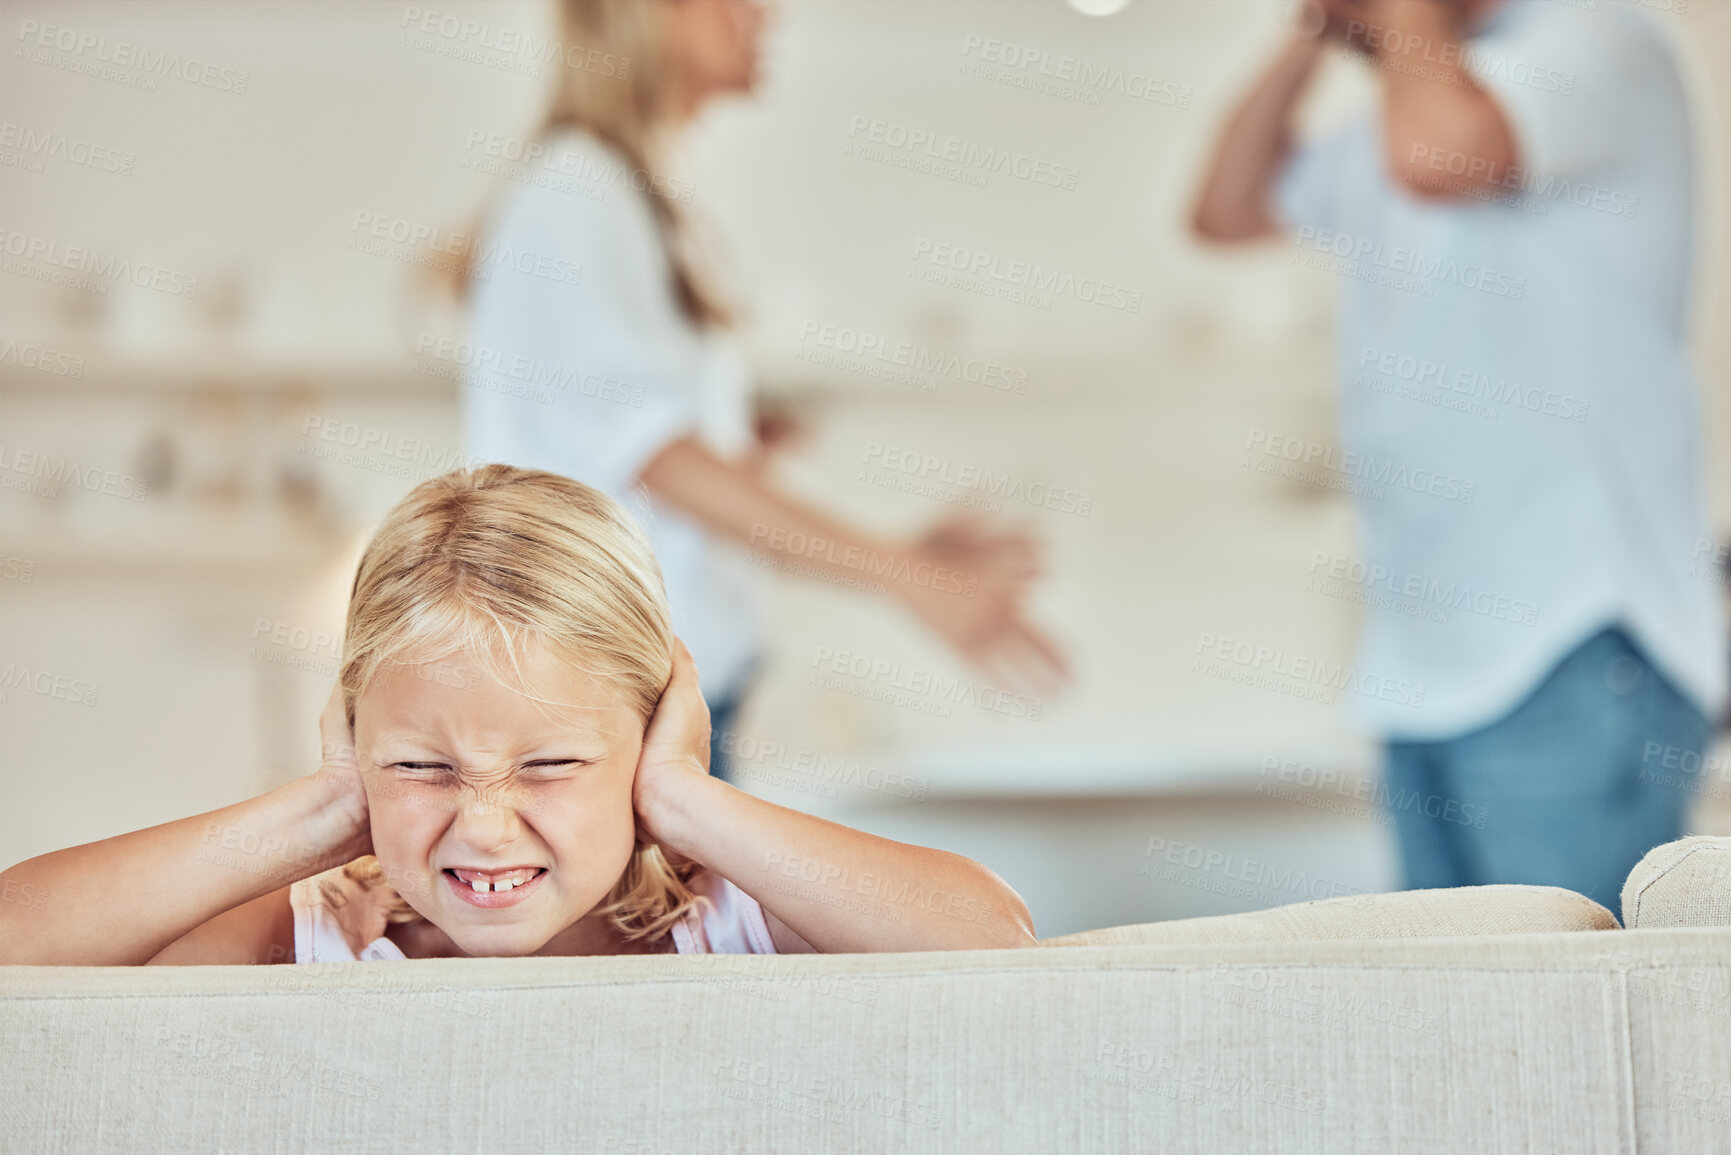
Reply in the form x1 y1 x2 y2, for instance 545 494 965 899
631 639 714 847
625 638 1036 952
308 683 372 862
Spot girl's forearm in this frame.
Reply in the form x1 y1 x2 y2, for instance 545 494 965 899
644 772 1036 952
0 774 367 966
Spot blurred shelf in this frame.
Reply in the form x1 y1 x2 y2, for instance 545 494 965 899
0 523 354 580
0 355 453 398
848 743 1376 802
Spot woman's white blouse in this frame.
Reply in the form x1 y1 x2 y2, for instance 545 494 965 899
462 129 761 699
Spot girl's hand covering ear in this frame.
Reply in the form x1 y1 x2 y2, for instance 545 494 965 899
310 683 372 859
632 639 713 846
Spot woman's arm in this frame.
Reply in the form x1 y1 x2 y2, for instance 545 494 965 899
465 142 1065 692
641 436 1067 693
633 643 1038 953
0 690 370 966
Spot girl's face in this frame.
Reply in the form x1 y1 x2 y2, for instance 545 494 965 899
353 645 645 957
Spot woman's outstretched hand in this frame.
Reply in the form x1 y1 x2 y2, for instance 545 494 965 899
897 515 1071 696
632 640 714 848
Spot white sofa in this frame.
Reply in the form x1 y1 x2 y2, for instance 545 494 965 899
4 836 1728 1154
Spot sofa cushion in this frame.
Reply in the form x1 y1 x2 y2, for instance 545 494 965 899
1622 836 1731 930
1038 885 1617 947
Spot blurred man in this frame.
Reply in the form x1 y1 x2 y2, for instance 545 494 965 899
1191 0 1724 917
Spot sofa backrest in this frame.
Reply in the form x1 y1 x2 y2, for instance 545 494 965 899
1622 836 1731 930
1039 884 1617 947
4 929 1726 1153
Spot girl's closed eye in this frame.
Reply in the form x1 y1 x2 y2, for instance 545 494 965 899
380 758 596 779
514 758 599 783
382 760 457 778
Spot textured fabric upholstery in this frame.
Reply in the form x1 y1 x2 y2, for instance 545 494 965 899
4 929 1727 1153
1038 884 1618 947
1622 835 1731 930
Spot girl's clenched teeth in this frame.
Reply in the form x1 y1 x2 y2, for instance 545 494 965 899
447 867 545 892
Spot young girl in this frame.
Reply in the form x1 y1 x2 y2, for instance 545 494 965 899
0 467 1036 965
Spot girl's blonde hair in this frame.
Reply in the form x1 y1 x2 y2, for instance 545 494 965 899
331 464 701 944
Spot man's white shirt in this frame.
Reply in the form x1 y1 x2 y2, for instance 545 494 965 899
1277 0 1724 738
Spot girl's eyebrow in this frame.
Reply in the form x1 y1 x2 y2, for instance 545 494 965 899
369 731 614 760
514 740 614 763
369 732 457 756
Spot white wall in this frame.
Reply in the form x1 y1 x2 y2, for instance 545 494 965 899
3 0 1727 930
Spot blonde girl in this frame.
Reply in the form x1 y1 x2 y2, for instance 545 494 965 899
0 467 1035 964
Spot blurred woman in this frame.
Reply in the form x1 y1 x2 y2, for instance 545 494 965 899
461 0 1066 779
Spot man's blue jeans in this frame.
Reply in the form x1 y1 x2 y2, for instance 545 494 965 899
1383 626 1711 922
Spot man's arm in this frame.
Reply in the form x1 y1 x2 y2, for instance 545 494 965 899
1190 24 1327 242
1361 0 1520 198
1192 0 1523 238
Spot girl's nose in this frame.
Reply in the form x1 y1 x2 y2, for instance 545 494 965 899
449 785 524 855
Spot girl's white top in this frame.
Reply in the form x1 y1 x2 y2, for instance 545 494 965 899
461 127 762 701
289 865 777 962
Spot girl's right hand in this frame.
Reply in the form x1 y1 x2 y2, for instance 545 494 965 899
309 684 372 861
0 682 377 965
